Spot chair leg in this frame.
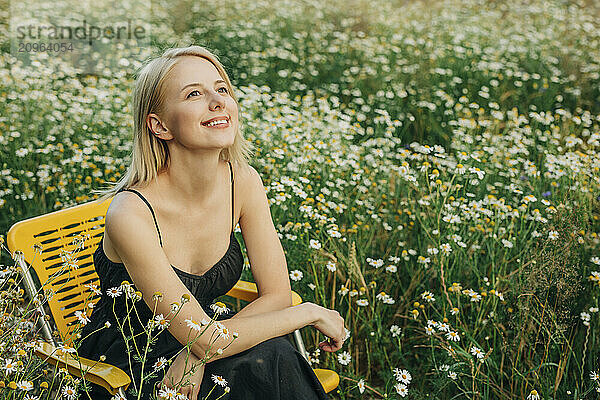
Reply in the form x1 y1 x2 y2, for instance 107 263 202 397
293 329 309 361
17 257 58 346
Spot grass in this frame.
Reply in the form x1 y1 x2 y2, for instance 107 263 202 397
1 0 600 398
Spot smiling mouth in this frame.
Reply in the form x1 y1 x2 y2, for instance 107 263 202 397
202 117 230 128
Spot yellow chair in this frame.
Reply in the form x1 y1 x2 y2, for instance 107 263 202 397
7 196 339 398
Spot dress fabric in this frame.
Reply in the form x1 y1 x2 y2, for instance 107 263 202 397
76 161 328 399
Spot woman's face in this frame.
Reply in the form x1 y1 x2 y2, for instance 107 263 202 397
151 56 238 150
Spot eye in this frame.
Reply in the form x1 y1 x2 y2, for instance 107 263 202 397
218 87 229 94
187 89 201 98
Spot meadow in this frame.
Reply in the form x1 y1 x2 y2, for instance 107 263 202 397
1 0 600 398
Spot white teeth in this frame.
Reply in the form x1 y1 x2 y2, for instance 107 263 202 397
205 119 228 127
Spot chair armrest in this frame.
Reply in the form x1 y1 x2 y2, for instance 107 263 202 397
226 280 302 306
314 369 340 394
225 280 340 393
34 341 130 396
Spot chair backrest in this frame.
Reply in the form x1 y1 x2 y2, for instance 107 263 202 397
7 197 114 346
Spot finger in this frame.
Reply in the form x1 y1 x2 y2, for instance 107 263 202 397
319 339 337 352
321 343 337 352
325 336 343 348
330 337 344 351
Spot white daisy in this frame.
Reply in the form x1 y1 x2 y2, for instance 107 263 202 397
394 383 409 397
154 314 170 330
211 374 228 387
437 322 451 332
357 379 365 393
527 389 540 400
153 357 167 371
309 239 322 249
470 346 484 359
185 318 204 332
343 328 351 341
210 302 230 315
158 386 177 399
289 270 303 281
446 331 461 342
376 291 388 301
57 345 76 354
17 380 33 391
61 385 77 400
421 291 435 303
337 351 352 365
84 283 102 296
394 368 411 384
170 302 181 313
4 358 17 373
106 287 122 298
326 261 337 272
74 310 90 326
356 299 369 307
367 258 384 268
215 322 230 340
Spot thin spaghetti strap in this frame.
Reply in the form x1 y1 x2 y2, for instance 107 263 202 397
227 160 234 233
120 188 164 247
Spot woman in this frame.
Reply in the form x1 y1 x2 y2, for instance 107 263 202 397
77 45 346 400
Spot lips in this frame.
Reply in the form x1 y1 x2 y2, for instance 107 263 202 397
202 116 230 126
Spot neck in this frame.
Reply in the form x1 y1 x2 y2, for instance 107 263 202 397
158 148 225 208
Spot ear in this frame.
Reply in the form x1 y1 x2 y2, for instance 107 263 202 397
147 113 173 140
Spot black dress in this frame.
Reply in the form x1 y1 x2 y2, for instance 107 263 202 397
77 160 329 400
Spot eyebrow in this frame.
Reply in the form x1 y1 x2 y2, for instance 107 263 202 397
180 79 226 92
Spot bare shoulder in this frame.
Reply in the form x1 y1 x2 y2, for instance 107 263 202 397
234 163 265 217
230 160 257 184
105 190 153 226
230 160 260 194
103 190 162 261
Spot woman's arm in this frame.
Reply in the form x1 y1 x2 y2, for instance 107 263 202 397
233 165 295 319
106 193 345 364
230 292 291 319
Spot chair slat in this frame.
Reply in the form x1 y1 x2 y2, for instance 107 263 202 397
34 341 131 396
8 198 112 346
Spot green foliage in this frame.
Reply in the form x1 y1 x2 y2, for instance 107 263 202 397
1 0 600 398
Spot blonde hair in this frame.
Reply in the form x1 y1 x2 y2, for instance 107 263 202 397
92 45 255 203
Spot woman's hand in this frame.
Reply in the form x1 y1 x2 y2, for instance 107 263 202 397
161 349 205 399
306 303 346 352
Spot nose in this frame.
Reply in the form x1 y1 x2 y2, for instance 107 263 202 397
208 90 225 111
